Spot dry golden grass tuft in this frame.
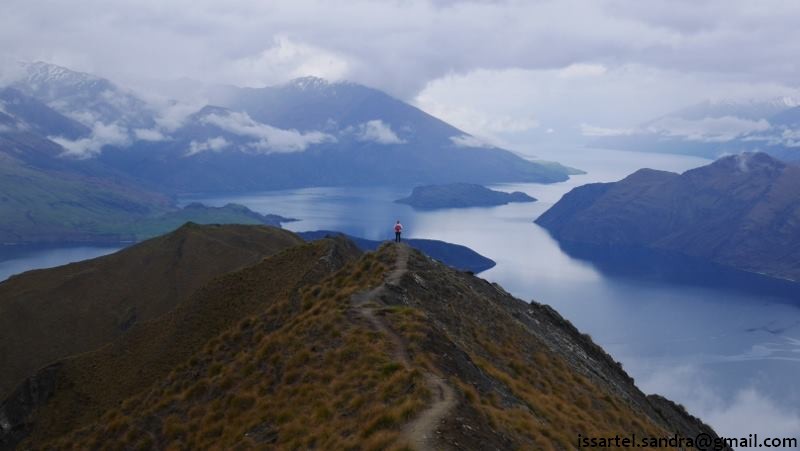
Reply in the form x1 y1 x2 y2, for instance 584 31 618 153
377 249 681 450
43 251 431 449
23 243 703 450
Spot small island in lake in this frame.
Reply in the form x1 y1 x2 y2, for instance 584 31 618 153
395 183 537 209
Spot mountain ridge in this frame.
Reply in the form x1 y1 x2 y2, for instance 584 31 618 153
0 224 304 400
536 152 800 282
3 62 581 194
0 225 727 449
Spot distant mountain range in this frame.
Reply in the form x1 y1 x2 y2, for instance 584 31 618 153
0 62 581 243
0 225 724 449
536 152 800 282
395 183 536 209
2 62 580 193
588 97 800 161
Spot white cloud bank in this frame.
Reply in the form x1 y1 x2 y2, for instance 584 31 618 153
355 120 404 144
134 128 167 142
450 134 494 148
581 116 772 142
50 122 130 158
5 1 800 149
645 116 772 142
187 136 229 155
580 124 635 137
638 363 800 441
225 36 350 88
200 111 334 153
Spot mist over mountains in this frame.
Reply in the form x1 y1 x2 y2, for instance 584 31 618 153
587 97 800 161
0 62 579 195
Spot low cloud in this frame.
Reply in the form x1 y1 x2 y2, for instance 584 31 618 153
0 59 25 86
187 136 229 155
225 36 350 88
134 128 167 142
50 122 130 158
634 361 800 441
59 109 100 127
154 100 207 132
582 116 773 142
355 120 405 144
416 94 540 137
557 63 608 79
580 123 634 137
450 134 495 148
778 128 800 148
746 127 800 149
201 111 334 153
645 116 771 142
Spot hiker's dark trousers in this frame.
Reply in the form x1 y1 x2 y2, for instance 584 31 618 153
395 232 401 242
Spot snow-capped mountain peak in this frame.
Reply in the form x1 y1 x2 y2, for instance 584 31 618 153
286 76 331 91
21 61 106 90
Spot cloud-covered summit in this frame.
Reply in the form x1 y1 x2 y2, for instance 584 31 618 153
2 0 800 146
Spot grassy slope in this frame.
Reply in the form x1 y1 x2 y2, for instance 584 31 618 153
0 155 292 244
378 247 673 449
0 157 170 243
117 203 294 241
18 240 381 443
0 224 303 399
14 244 719 449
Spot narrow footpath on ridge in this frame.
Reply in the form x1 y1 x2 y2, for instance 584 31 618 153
350 244 456 451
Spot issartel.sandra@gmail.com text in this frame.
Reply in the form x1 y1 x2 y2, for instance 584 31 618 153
577 432 798 449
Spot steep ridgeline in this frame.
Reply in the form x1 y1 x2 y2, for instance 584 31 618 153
298 230 496 273
1 231 724 449
0 224 303 400
395 183 536 210
536 152 800 282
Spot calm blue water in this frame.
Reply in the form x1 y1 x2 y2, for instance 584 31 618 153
0 245 121 282
183 147 800 441
2 147 799 441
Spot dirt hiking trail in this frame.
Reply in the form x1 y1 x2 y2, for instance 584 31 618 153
350 244 456 450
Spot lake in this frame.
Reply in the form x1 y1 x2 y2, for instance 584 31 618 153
184 147 800 441
0 245 121 282
3 147 799 441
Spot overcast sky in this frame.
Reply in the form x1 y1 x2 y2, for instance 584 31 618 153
3 0 800 147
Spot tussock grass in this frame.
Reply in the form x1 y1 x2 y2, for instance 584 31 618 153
44 250 429 449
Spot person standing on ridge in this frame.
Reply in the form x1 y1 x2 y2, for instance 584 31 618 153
394 220 403 243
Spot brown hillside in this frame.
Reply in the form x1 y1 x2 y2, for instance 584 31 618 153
2 235 360 449
0 223 303 399
5 242 726 450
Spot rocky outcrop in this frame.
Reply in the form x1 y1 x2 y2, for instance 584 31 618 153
0 363 61 451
